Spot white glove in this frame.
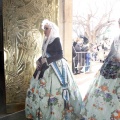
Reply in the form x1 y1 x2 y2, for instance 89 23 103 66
41 57 48 65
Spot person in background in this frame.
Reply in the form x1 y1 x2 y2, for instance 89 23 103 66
97 43 105 63
74 38 83 75
80 18 120 120
73 38 79 48
25 19 82 120
85 48 91 73
91 43 98 61
80 42 90 73
72 44 76 73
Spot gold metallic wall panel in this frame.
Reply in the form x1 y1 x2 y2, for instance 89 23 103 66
3 0 58 113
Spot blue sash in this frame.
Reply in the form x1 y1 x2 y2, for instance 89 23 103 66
46 53 70 106
46 53 67 86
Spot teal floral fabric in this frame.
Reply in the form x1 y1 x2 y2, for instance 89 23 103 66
80 36 120 120
80 61 120 120
100 60 120 79
25 59 82 120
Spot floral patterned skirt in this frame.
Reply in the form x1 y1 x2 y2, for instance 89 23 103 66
25 59 82 120
80 61 120 120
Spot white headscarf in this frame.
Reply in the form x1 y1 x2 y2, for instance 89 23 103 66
41 19 60 57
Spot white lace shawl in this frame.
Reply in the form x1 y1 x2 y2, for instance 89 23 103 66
41 19 60 57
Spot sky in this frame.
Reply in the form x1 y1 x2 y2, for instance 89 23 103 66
72 0 120 39
73 0 120 20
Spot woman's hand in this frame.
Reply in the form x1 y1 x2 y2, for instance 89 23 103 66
41 58 48 65
36 60 42 70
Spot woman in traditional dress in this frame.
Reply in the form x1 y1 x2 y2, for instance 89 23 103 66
80 18 120 120
25 19 82 120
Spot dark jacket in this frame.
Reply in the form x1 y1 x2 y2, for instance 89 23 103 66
74 43 82 61
33 37 63 79
46 37 63 64
73 41 77 47
72 46 76 58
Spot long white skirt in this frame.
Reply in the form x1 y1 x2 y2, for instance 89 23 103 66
25 59 82 120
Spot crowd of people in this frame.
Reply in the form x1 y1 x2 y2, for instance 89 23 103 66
25 18 120 120
72 36 111 74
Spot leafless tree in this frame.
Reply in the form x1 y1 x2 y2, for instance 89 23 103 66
73 0 116 44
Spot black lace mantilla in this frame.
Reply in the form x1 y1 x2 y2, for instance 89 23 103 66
100 60 120 79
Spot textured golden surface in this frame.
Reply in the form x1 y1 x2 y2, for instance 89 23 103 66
3 0 58 112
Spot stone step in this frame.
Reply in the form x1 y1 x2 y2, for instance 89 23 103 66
0 110 27 120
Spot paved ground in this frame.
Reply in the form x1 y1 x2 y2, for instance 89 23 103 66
73 61 103 99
